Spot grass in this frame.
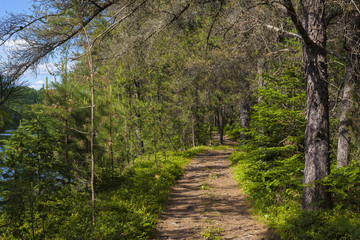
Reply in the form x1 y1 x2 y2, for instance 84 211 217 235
92 145 226 239
201 220 223 240
230 149 360 240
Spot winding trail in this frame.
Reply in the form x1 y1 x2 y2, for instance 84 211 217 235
156 140 277 239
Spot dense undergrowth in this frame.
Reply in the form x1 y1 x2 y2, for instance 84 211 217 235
0 145 219 239
230 149 360 239
92 146 210 239
228 62 360 239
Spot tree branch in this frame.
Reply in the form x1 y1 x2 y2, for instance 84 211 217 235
282 0 311 45
0 0 121 80
265 24 301 39
206 0 224 50
113 1 191 57
351 0 360 14
91 0 145 48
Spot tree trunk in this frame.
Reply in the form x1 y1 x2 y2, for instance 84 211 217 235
209 123 212 146
134 79 145 156
130 132 134 166
240 102 250 144
160 127 166 162
300 0 331 210
216 106 225 145
108 85 114 172
109 111 114 172
135 126 144 156
154 141 158 170
337 54 356 168
337 9 360 168
125 117 130 167
84 29 96 225
90 64 96 225
192 117 195 147
63 57 71 183
64 121 70 183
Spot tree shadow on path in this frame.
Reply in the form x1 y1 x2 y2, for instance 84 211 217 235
156 139 279 239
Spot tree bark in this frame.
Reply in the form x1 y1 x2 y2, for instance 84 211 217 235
216 106 225 145
300 0 331 210
64 120 70 182
109 111 114 172
192 117 196 147
283 0 332 210
337 55 356 168
154 141 158 170
209 123 212 146
160 127 167 162
90 67 96 225
84 29 96 225
134 78 145 156
240 102 250 144
63 56 71 183
337 9 360 168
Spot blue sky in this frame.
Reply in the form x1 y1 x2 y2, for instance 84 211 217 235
0 0 56 90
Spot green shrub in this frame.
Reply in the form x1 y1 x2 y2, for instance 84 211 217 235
0 143 210 239
229 61 360 239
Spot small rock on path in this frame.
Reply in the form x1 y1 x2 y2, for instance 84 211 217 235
156 147 277 239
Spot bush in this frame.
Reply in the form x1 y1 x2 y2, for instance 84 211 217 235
229 61 360 239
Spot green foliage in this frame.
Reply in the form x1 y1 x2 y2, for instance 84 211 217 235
201 223 223 240
92 151 191 239
0 129 207 239
229 60 360 239
322 163 360 211
228 61 306 238
229 61 306 208
262 205 360 239
0 86 42 132
0 108 66 239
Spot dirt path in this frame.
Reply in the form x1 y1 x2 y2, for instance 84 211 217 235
155 145 277 239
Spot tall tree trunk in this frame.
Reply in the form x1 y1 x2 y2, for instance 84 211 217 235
160 127 166 162
108 85 114 172
135 126 144 156
216 106 225 145
90 61 96 225
337 54 356 168
154 141 158 170
134 79 145 156
240 102 250 144
109 111 114 172
301 0 332 210
283 0 331 210
127 92 135 166
64 121 70 182
130 132 134 166
337 9 360 168
215 110 220 144
124 116 130 167
62 56 71 183
84 29 96 225
209 123 212 146
192 116 195 147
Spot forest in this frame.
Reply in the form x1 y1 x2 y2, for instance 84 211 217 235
0 0 359 239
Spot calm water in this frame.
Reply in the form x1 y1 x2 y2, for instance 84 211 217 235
0 130 13 152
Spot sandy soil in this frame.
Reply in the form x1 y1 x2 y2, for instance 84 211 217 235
155 141 278 240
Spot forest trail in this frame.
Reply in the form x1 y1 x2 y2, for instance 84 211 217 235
156 138 277 240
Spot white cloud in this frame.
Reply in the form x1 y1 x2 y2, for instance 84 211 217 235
34 80 44 85
29 82 44 90
2 39 29 53
3 39 27 48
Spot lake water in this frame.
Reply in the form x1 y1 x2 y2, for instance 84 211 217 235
0 130 13 152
